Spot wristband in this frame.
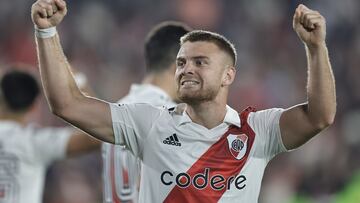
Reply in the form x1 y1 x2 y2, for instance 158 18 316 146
35 26 57 38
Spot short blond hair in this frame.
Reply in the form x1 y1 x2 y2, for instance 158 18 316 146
180 30 237 66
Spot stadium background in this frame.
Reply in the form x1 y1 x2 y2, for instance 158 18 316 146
1 0 359 202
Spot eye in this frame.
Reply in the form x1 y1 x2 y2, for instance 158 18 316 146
177 60 185 68
195 59 206 67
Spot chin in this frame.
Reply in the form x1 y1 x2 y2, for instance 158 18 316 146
177 88 217 104
177 92 196 103
178 94 210 105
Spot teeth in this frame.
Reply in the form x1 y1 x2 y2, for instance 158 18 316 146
183 81 197 85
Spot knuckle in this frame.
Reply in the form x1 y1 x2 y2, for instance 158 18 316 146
38 2 46 8
45 5 52 10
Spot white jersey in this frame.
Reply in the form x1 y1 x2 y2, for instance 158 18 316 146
110 103 287 203
102 84 175 203
0 121 72 203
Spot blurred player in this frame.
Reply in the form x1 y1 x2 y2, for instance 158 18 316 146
102 22 190 202
32 0 336 202
0 68 100 203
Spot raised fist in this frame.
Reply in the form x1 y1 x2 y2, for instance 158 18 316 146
293 4 326 47
31 0 67 29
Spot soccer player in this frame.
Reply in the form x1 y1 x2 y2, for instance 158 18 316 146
102 22 190 202
31 0 336 202
0 69 100 203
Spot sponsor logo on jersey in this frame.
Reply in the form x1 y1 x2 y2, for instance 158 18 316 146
163 134 181 146
161 168 246 190
227 134 248 160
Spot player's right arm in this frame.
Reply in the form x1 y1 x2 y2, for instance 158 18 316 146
31 0 115 143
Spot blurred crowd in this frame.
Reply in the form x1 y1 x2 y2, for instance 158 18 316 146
0 0 359 202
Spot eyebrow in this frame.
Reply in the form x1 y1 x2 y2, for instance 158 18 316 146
176 55 210 61
192 56 209 60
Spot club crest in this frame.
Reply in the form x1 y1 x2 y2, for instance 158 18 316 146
227 134 248 160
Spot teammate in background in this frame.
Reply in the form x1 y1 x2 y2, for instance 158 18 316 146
102 22 190 202
32 0 336 202
0 68 100 203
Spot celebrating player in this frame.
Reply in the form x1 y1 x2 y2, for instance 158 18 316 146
31 0 336 202
0 68 100 203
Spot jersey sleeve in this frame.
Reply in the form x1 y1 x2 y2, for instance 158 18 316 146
31 127 73 166
109 103 163 157
247 108 287 160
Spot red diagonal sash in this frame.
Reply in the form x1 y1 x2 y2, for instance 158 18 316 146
163 107 256 203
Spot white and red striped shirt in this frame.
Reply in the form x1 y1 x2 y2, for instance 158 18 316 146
110 103 287 203
102 84 175 203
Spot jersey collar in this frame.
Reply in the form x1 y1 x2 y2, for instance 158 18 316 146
176 104 241 128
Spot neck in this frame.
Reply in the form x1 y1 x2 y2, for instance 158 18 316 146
186 99 227 129
142 70 176 99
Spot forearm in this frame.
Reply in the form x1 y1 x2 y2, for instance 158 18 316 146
32 0 115 144
36 34 84 114
306 43 336 128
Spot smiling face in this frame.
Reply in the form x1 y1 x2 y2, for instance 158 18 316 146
175 41 235 105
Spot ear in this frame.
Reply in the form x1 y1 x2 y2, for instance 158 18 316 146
222 66 236 87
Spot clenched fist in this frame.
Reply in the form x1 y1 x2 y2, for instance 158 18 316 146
293 4 326 47
31 0 67 29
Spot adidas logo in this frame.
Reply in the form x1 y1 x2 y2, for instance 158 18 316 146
163 134 181 146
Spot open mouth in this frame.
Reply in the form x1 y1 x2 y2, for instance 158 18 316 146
181 80 200 86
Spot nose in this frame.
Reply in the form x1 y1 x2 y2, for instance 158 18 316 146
182 62 195 75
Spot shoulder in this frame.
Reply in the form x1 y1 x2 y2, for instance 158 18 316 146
114 102 162 110
247 108 285 127
114 102 176 113
110 103 170 121
167 103 186 115
249 108 284 118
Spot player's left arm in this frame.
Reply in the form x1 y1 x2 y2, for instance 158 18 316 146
280 4 336 150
